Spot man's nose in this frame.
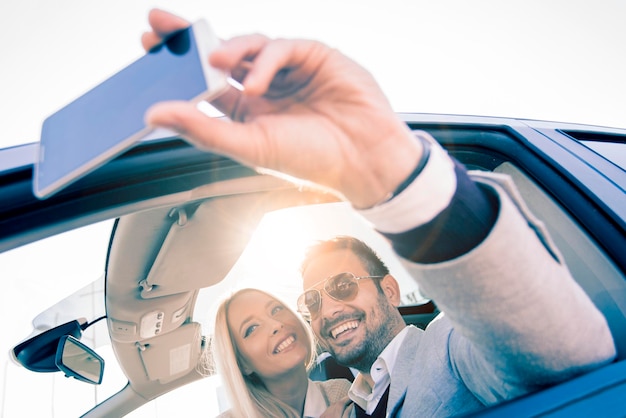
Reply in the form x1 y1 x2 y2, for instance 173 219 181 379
318 292 345 319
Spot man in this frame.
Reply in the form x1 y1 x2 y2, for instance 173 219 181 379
142 9 616 417
296 131 615 417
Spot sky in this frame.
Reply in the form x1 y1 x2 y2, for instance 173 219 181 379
1 0 626 152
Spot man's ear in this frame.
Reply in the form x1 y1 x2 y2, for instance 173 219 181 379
380 275 402 307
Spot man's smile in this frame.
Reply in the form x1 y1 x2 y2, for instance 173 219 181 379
330 320 359 339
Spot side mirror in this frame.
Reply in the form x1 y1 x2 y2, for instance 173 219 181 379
55 335 104 384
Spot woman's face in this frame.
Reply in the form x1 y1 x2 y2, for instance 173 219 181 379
227 290 311 381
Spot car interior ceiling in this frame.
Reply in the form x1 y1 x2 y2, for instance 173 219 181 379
104 175 342 399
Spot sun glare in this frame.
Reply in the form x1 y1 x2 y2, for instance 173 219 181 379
225 202 423 307
230 203 354 298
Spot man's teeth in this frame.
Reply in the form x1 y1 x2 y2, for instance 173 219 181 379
330 321 359 339
274 336 295 353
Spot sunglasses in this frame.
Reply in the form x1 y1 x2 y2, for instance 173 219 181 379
297 272 384 320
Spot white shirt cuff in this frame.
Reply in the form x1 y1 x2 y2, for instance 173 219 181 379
357 133 457 234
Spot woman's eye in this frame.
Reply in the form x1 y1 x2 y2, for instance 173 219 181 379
271 305 284 315
243 324 258 338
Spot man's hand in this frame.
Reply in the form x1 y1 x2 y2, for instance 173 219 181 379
143 9 423 209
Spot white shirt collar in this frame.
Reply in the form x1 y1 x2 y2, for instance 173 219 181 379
349 326 411 414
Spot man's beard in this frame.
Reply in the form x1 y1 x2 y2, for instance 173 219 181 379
330 295 399 372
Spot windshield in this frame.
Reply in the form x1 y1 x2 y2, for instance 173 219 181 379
0 220 125 416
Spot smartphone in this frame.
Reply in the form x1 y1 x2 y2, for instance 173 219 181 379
33 19 229 199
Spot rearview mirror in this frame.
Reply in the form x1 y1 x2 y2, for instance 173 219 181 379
55 335 104 384
12 319 85 372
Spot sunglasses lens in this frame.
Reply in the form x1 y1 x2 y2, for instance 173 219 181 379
298 273 362 320
298 290 321 319
326 272 358 301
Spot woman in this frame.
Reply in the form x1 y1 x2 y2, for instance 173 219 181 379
211 288 352 418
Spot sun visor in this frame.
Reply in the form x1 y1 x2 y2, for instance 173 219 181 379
138 322 203 384
141 194 267 299
142 187 338 299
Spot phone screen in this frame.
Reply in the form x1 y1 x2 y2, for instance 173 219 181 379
34 21 225 199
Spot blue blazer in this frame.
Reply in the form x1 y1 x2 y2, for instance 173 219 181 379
368 172 616 417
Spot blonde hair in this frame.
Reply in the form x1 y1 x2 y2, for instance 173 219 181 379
212 288 317 418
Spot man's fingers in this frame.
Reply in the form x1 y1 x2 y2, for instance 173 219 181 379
240 39 301 95
210 84 245 121
210 34 270 70
142 9 190 51
210 34 281 96
239 39 328 96
145 101 261 166
141 31 162 52
147 8 189 36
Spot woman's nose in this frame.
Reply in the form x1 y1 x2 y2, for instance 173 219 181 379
271 320 284 334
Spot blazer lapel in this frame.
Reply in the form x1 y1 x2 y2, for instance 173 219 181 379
387 326 422 417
